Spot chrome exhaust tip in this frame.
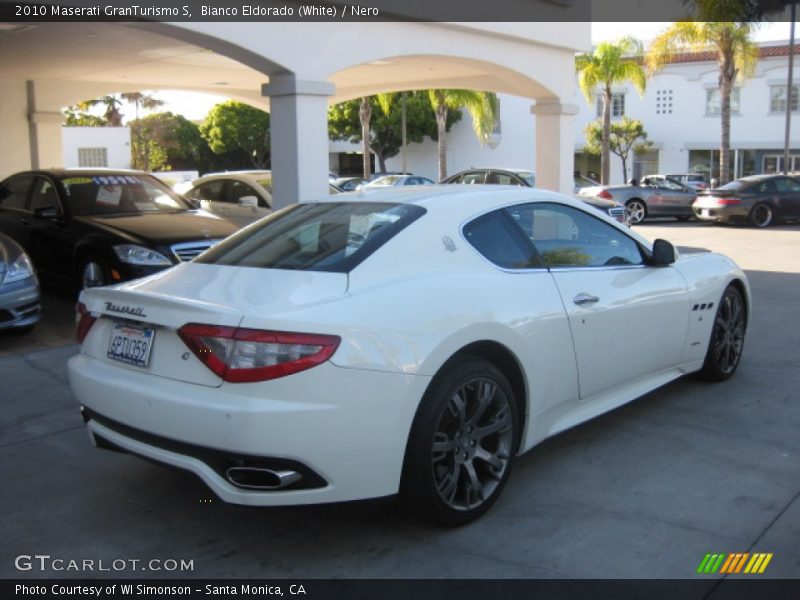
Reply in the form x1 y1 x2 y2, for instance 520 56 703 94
225 466 302 490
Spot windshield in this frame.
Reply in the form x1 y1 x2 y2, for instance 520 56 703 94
197 201 426 273
60 174 190 216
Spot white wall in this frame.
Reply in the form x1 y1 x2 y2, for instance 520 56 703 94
62 127 131 169
0 79 32 179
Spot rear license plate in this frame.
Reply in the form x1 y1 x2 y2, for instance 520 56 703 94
107 322 155 368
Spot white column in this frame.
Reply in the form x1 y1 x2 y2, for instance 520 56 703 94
27 81 65 171
0 79 32 179
531 100 578 194
262 75 334 209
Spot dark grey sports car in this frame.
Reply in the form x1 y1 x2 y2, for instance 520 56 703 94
693 174 800 227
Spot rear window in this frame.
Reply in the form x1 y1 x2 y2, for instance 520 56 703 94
196 202 425 273
716 180 746 192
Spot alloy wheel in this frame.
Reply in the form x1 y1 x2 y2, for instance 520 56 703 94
711 289 746 375
430 377 513 511
626 200 646 224
750 204 773 228
82 261 106 289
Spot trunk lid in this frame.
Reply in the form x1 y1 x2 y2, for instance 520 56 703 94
79 263 349 387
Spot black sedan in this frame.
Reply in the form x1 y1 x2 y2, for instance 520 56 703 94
693 174 800 227
0 169 238 289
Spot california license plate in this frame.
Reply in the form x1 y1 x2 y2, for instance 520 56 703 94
107 322 155 368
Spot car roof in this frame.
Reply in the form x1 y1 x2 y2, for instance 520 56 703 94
5 168 154 179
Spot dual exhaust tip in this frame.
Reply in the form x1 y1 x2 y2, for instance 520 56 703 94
225 466 302 490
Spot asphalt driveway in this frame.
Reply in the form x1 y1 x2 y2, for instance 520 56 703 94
1 221 798 582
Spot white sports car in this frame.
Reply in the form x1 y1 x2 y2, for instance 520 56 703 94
68 186 749 525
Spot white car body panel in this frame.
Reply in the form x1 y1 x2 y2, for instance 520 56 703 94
67 186 750 506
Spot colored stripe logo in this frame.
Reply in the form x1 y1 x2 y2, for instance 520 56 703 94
697 552 773 574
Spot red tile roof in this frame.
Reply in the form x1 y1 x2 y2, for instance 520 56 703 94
663 44 800 64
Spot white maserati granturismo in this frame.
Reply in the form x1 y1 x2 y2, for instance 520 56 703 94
68 186 749 525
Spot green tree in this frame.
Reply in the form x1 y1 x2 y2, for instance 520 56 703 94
130 112 212 172
200 101 271 169
576 37 646 185
427 90 498 181
584 117 652 183
647 12 758 184
63 106 107 126
328 92 461 172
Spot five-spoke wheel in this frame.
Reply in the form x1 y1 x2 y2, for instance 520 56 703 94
80 257 108 290
749 203 773 228
626 199 647 225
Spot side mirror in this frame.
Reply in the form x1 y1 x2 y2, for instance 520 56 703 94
33 206 59 219
651 239 676 266
238 195 259 207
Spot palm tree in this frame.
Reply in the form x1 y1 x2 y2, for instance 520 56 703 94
427 90 499 181
358 97 372 179
648 21 757 185
576 37 646 185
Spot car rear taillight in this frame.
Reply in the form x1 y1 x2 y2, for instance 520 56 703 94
75 302 97 344
597 190 613 200
177 324 341 383
717 198 742 205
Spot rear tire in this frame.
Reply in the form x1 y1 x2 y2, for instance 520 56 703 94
699 285 746 382
749 203 773 228
626 199 647 225
400 356 519 526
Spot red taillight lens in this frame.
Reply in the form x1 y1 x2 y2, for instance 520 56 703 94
75 302 97 345
717 198 742 205
177 324 341 383
597 190 613 200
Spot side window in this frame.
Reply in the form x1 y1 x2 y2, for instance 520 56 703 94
230 181 267 206
754 180 776 194
487 172 518 185
461 171 487 185
30 177 61 212
508 203 644 268
0 176 34 210
775 177 800 193
187 181 225 202
463 209 541 269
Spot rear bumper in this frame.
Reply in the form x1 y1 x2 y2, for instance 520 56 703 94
692 205 749 224
67 353 430 505
0 277 41 330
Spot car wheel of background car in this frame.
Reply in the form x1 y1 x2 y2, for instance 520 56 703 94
400 356 518 526
749 203 773 228
699 284 746 382
625 199 647 225
80 256 109 289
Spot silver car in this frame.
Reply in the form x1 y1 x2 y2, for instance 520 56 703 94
579 176 698 225
0 232 40 332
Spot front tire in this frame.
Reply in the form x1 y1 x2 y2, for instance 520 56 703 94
626 199 647 225
749 203 773 228
699 285 746 381
79 256 109 290
400 357 519 526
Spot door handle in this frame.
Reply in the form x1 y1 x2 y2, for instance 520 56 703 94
573 293 599 306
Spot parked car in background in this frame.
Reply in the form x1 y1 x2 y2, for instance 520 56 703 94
665 173 709 191
358 174 435 190
331 177 366 192
579 176 697 224
184 171 342 227
574 174 600 193
69 186 749 525
441 167 536 187
0 169 238 290
693 174 800 227
442 168 627 225
0 232 40 332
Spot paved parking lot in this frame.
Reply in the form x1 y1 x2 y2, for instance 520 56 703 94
1 221 798 582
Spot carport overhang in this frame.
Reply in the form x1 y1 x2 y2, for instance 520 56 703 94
0 20 590 204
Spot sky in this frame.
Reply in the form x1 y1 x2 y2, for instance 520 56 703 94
125 21 799 122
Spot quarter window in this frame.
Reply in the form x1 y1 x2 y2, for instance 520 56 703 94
508 203 644 268
463 210 541 269
30 178 61 212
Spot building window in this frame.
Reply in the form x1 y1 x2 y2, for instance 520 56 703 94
770 85 799 113
655 89 673 115
706 88 740 116
596 93 625 118
78 147 108 167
